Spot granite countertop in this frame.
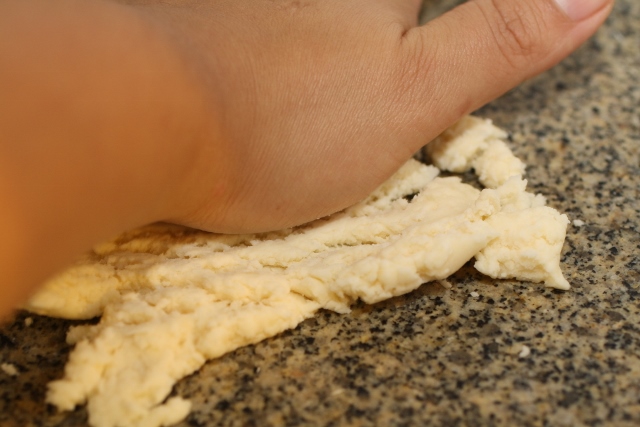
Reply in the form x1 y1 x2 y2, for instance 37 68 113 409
1 1 639 426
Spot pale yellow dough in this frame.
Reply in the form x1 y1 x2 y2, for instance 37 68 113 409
27 116 570 427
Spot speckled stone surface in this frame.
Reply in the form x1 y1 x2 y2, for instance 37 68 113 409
1 1 639 426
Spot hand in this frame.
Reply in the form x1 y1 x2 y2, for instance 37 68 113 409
128 0 613 232
0 0 613 317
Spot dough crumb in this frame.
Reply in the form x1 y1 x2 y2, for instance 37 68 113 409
24 317 33 327
331 388 346 396
470 291 480 298
437 280 452 289
1 363 19 377
572 219 585 227
518 345 531 359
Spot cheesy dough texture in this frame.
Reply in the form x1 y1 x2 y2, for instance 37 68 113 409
26 116 570 427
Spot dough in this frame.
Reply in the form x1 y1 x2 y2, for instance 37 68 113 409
426 115 525 188
1 362 19 377
27 116 570 427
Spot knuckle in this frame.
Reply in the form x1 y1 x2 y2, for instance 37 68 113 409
474 0 544 69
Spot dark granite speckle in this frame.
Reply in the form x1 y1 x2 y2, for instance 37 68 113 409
2 1 640 426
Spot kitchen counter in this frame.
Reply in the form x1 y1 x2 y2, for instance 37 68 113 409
1 1 639 426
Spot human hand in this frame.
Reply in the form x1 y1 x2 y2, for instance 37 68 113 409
0 0 613 317
131 0 612 233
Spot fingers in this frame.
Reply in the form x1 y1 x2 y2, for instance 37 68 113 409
401 0 613 135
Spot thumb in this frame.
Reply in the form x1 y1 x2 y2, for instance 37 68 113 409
405 0 613 128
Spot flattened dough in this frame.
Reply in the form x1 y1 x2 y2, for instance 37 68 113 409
26 116 570 427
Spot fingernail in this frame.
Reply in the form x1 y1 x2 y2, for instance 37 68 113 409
554 0 610 21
